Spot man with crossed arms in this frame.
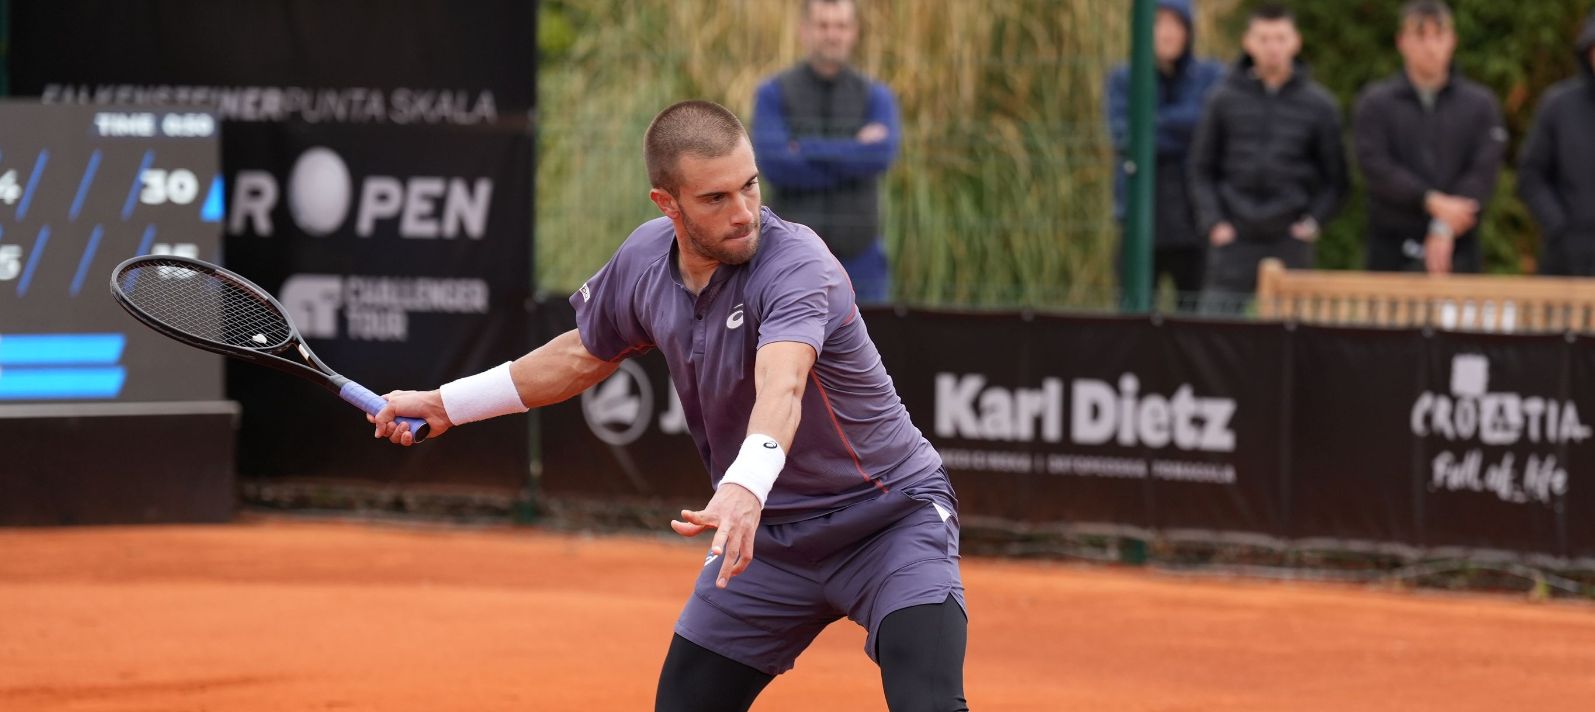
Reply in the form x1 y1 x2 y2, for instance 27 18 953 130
371 100 968 712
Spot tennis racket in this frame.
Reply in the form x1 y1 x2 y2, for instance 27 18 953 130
109 255 429 442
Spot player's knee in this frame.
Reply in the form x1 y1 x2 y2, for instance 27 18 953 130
877 597 969 712
655 634 771 712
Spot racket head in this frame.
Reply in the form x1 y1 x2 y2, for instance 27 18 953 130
109 254 430 442
109 255 331 383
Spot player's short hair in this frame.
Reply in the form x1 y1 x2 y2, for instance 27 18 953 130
1249 3 1295 25
1399 0 1452 29
803 0 856 20
644 100 749 194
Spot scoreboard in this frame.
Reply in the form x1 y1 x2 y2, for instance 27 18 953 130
0 102 223 402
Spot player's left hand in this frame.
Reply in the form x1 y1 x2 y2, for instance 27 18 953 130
671 484 763 589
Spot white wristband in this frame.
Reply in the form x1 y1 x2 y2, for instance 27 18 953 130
439 362 527 426
718 434 786 506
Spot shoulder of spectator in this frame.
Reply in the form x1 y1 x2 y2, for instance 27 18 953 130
1192 58 1226 82
1106 63 1130 85
867 78 897 100
1532 77 1581 114
1452 77 1502 108
753 76 783 102
1202 81 1237 107
1355 75 1407 107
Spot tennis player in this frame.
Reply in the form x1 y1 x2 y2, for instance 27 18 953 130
371 100 967 711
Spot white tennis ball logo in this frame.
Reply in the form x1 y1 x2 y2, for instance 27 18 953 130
287 147 352 236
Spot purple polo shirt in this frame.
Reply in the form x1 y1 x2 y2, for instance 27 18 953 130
571 207 943 523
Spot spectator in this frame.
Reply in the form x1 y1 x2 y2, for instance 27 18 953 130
1106 0 1225 311
752 0 900 303
1518 13 1595 276
1353 0 1506 275
1188 3 1347 312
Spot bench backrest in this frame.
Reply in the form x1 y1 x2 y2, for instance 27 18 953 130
1254 259 1595 333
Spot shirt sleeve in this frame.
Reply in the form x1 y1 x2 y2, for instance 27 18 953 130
569 252 653 362
751 79 841 190
751 248 841 358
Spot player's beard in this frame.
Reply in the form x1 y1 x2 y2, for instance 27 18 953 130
683 209 761 266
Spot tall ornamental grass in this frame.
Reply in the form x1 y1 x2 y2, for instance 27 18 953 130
538 0 1233 307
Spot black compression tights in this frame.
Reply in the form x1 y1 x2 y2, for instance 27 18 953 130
654 595 968 712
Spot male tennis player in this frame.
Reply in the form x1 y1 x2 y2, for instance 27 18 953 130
371 100 966 711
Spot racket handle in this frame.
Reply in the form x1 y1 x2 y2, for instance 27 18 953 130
339 381 430 443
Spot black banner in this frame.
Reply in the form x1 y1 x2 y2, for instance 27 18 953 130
1417 332 1576 557
1154 320 1286 536
224 123 532 488
539 299 708 502
6 0 538 490
8 0 535 117
1288 326 1425 548
1567 338 1595 563
534 302 1595 565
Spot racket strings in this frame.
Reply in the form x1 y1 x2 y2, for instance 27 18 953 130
120 261 293 350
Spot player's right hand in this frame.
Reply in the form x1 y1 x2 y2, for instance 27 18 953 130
369 389 454 446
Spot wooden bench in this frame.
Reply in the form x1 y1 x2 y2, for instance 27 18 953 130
1254 258 1595 333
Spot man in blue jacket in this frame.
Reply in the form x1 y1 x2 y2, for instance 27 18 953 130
752 0 901 304
1107 0 1225 311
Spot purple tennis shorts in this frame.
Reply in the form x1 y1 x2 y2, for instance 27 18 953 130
674 470 965 676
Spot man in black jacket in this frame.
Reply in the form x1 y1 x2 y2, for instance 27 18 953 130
1188 4 1347 312
1353 0 1505 275
1519 13 1595 276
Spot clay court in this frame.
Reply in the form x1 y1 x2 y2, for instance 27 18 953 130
2 518 1593 711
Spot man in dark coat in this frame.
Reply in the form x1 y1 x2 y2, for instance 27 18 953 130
1353 0 1506 275
1519 13 1595 276
1107 0 1225 311
1188 3 1348 311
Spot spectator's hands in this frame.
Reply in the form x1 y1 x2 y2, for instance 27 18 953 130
856 122 889 144
369 389 453 446
1424 233 1454 276
671 483 763 589
1425 192 1479 235
1210 222 1237 247
1290 216 1320 242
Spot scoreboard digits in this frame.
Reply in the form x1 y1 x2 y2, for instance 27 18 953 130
0 102 223 402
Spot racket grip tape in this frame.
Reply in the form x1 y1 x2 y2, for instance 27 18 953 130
339 381 430 443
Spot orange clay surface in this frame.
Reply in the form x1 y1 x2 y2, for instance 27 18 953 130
2 518 1594 711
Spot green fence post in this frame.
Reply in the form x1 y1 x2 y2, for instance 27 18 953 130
1121 0 1156 313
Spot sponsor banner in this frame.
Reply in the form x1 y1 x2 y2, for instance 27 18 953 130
1417 332 1578 556
1152 319 1283 535
895 312 1158 528
8 0 535 119
1567 338 1595 562
535 301 1595 561
225 124 532 489
1288 326 1425 546
538 300 708 502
